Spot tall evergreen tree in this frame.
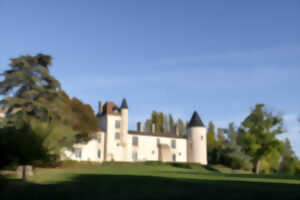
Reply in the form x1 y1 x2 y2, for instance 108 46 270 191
163 114 169 133
169 114 174 134
177 118 185 136
144 119 151 131
158 112 164 133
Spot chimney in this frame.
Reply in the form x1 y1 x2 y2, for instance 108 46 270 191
137 122 142 132
151 123 155 133
98 101 102 114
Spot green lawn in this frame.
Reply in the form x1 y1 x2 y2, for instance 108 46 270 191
1 162 300 200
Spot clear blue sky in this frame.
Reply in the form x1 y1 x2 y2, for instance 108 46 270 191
1 0 299 156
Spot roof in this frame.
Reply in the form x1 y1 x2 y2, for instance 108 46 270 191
120 98 128 109
188 111 205 127
101 102 120 116
128 130 186 139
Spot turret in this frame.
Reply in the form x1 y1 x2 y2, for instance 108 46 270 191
120 98 129 160
187 111 207 165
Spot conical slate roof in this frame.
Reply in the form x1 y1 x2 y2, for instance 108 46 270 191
188 111 205 127
120 98 128 109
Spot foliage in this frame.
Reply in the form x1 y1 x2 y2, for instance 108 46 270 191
69 97 98 142
0 54 68 122
259 151 281 174
223 123 252 170
239 104 284 173
279 138 300 174
168 114 174 134
144 111 187 136
0 54 98 167
207 121 217 163
0 117 49 167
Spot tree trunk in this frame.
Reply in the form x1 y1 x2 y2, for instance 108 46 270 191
22 166 27 181
255 159 261 174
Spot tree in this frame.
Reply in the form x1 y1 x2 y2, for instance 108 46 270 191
0 54 98 171
169 114 174 134
158 112 164 133
223 122 252 170
163 114 169 133
279 138 300 174
211 128 227 164
69 97 98 142
207 122 217 163
151 111 159 132
144 119 151 131
0 54 67 121
239 104 284 174
177 118 185 136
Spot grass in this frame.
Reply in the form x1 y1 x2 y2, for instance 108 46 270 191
1 162 300 200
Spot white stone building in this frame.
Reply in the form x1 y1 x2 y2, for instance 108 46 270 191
64 99 207 165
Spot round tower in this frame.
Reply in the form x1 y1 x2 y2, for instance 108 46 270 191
120 98 129 161
187 111 207 165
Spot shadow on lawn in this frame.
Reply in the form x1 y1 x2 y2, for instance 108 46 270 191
1 174 300 200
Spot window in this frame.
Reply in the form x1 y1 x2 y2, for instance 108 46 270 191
132 136 138 146
115 120 121 128
132 152 138 161
201 136 203 140
75 148 82 159
97 134 101 143
115 132 120 140
97 149 101 158
171 140 176 149
172 154 176 162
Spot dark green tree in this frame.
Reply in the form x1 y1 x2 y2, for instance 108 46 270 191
158 112 164 133
207 121 217 163
0 54 98 171
0 54 67 121
169 114 174 134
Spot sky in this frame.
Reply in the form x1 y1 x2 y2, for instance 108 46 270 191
0 0 299 156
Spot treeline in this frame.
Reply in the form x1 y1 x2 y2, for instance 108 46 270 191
143 111 187 136
207 104 300 174
0 54 99 174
